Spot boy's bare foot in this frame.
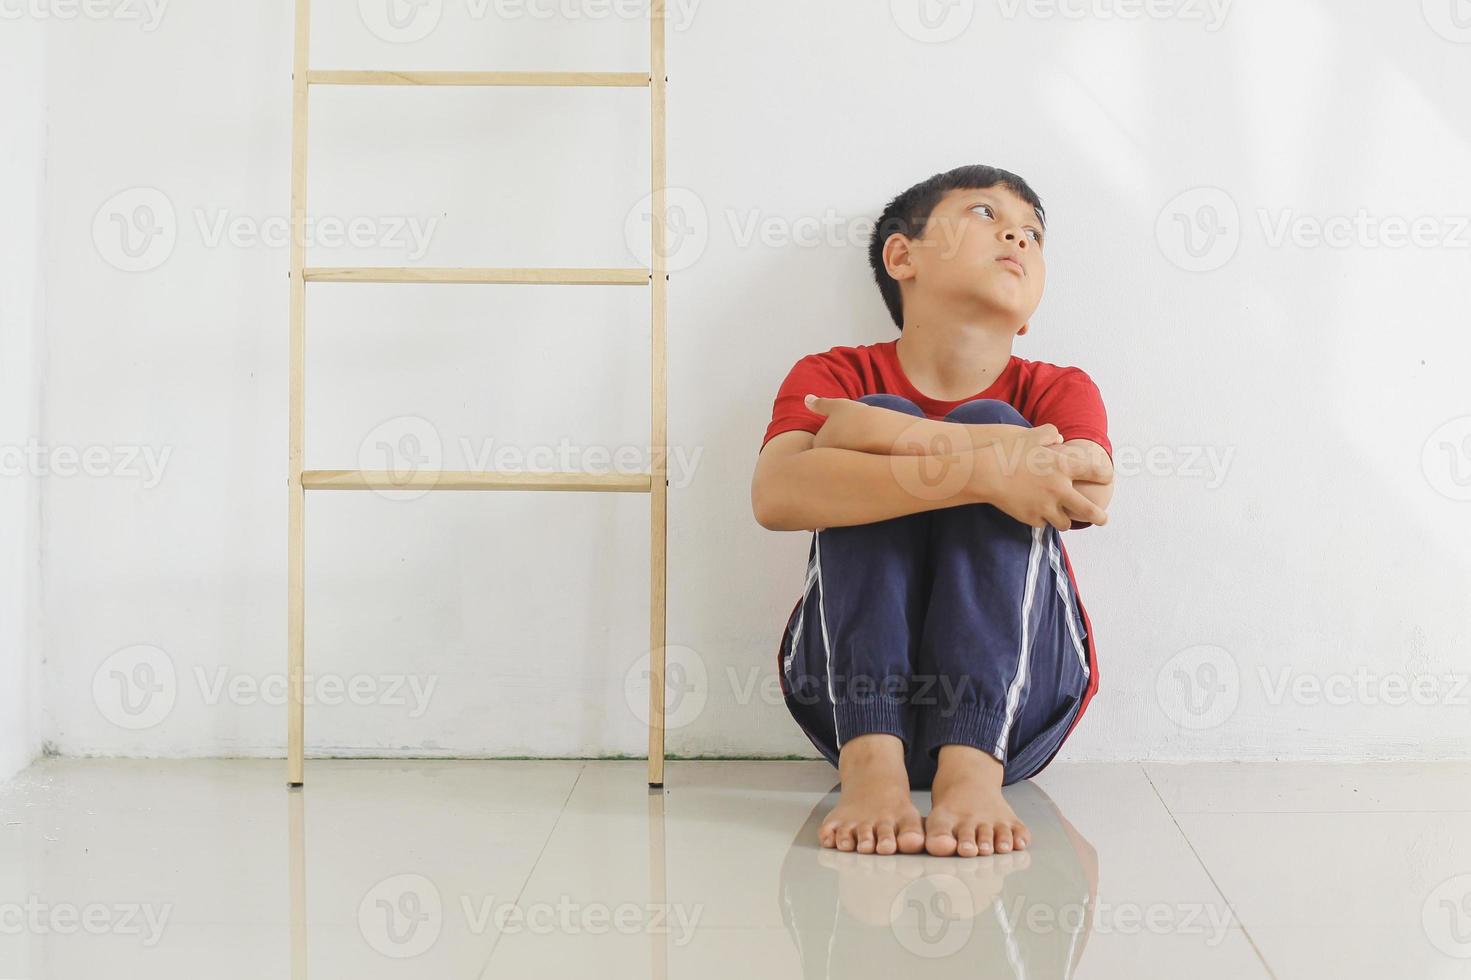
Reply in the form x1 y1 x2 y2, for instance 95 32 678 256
924 744 1030 857
819 733 926 855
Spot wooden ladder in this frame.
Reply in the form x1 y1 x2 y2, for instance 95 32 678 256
285 0 669 787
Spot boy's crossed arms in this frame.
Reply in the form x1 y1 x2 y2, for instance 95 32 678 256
751 394 1113 534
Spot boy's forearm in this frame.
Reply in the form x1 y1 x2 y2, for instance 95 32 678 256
755 445 989 531
1058 440 1114 526
812 402 1025 456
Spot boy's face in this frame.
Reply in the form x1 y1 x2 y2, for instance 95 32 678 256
898 185 1046 330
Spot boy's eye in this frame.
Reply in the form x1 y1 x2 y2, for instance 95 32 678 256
1025 228 1044 243
970 204 994 218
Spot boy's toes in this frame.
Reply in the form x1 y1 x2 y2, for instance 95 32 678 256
873 821 898 856
924 813 959 857
854 823 876 854
836 824 857 851
819 820 837 848
1011 822 1030 849
955 822 979 857
995 825 1014 854
975 823 995 855
896 813 926 854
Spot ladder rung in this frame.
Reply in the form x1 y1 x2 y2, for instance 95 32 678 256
303 267 649 286
302 470 653 492
307 70 650 88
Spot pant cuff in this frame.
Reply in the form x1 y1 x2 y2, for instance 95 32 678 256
833 694 909 750
920 703 1012 764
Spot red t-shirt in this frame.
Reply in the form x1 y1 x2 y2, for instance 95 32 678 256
760 339 1111 456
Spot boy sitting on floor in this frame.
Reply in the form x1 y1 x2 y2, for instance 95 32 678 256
751 165 1114 858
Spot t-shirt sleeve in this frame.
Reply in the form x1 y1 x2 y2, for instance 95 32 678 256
760 354 858 452
1030 368 1111 459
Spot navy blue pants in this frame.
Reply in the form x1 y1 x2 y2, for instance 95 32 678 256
777 394 1093 789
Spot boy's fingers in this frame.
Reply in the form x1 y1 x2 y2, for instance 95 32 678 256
1064 490 1109 526
804 393 837 416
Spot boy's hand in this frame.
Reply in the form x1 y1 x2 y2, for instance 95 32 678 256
973 443 1109 531
806 395 871 451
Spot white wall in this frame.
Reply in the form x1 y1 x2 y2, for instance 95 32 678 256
28 0 1471 764
0 19 46 781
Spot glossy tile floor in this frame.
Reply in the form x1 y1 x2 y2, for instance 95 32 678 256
3 759 1470 978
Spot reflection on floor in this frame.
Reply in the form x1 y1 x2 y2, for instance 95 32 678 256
3 758 1470 978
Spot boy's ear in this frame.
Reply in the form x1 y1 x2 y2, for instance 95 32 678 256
883 232 916 281
1017 322 1030 336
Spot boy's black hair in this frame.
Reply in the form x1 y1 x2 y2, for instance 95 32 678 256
867 165 1046 330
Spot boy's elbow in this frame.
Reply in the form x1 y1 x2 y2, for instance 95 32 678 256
751 485 793 531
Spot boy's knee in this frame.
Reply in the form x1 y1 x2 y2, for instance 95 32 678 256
858 393 925 417
943 398 1029 427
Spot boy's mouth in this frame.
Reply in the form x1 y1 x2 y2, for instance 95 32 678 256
996 256 1026 275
